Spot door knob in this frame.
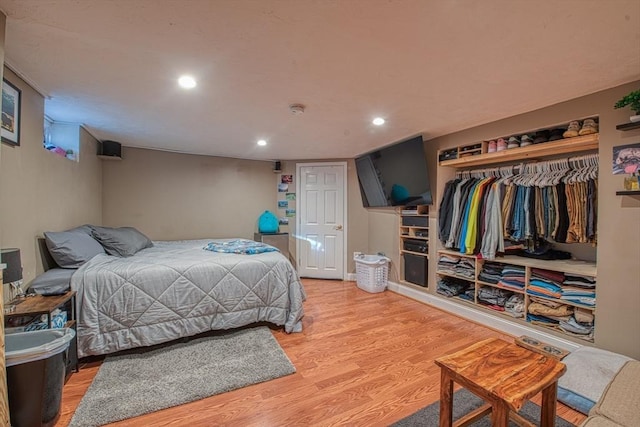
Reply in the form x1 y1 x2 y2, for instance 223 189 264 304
334 225 343 230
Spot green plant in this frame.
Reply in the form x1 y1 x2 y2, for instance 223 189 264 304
614 90 640 114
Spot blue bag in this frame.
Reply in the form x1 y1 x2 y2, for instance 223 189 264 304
258 210 279 233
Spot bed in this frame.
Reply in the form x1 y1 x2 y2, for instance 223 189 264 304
40 228 305 358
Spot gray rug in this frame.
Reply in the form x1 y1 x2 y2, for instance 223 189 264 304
391 388 576 427
69 326 296 427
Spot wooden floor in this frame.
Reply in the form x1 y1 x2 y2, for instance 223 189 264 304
56 280 587 426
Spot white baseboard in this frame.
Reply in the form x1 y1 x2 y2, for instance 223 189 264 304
386 281 582 353
346 273 357 282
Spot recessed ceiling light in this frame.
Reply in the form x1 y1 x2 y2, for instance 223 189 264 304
257 139 267 146
372 117 385 126
178 75 197 89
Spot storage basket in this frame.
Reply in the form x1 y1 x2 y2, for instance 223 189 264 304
354 255 390 293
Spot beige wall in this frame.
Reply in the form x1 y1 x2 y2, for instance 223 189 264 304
371 81 640 358
102 147 278 241
0 68 103 290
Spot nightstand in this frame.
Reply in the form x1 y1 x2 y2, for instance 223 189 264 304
4 291 79 382
254 232 289 259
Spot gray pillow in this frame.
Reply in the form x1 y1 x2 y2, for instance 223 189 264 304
44 228 106 268
90 226 153 257
29 268 75 295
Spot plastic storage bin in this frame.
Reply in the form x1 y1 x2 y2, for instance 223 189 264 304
6 328 75 427
354 254 391 293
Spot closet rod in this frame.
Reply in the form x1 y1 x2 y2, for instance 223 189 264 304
454 154 599 178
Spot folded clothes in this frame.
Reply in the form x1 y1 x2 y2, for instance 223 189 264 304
560 296 595 306
478 286 511 307
560 316 594 335
531 268 565 284
528 302 574 317
563 280 596 288
530 296 563 308
527 313 559 324
504 294 524 318
574 307 594 324
437 276 471 297
564 274 596 284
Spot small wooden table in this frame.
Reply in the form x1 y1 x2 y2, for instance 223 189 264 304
434 337 566 427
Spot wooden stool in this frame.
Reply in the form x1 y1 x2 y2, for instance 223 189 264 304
434 337 566 427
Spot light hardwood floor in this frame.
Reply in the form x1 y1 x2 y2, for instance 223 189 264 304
57 279 587 426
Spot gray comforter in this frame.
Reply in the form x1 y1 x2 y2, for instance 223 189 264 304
71 239 305 357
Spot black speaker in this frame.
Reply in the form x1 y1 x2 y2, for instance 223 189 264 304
99 140 122 158
404 253 428 287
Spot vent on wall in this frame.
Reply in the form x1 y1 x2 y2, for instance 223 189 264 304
97 140 122 160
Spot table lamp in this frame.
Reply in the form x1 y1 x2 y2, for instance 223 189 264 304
1 248 24 306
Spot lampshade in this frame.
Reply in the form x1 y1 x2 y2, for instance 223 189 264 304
1 248 22 284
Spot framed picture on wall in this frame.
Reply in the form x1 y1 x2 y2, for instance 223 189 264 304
1 78 21 146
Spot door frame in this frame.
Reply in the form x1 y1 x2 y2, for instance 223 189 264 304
296 161 348 280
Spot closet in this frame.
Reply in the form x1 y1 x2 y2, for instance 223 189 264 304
433 131 599 344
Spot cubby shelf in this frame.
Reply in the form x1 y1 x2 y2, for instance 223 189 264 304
435 249 596 343
439 133 599 168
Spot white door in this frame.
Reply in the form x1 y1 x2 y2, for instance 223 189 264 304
297 163 346 279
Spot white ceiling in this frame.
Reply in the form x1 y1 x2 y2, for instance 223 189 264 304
0 0 639 161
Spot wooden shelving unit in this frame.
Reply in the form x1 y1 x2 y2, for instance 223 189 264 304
439 133 599 168
433 127 600 345
399 205 429 288
436 250 597 343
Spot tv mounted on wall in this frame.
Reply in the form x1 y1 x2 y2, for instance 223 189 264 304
355 135 432 208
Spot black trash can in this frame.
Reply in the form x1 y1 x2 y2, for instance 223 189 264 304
6 328 75 427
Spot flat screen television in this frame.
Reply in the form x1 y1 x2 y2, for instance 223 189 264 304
355 135 432 208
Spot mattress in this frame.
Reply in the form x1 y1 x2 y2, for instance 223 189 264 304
71 239 305 357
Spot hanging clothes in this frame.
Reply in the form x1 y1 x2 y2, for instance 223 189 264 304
438 155 598 260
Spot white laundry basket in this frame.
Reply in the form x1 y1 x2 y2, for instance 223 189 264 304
354 254 391 293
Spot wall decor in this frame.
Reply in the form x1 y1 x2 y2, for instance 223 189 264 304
286 192 296 201
278 200 288 208
612 142 640 174
1 78 21 146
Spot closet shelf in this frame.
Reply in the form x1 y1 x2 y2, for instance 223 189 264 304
438 249 597 277
439 133 599 168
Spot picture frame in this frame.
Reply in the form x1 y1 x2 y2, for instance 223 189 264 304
612 142 640 175
1 78 21 146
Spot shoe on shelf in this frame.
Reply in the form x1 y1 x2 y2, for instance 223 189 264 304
507 136 520 149
579 118 598 135
563 120 580 138
496 138 507 152
533 130 549 144
488 140 497 153
548 128 565 142
520 134 533 147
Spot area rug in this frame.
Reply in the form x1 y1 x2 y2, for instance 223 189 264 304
69 326 296 427
391 388 576 427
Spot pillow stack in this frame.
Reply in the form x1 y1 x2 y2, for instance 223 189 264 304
89 226 153 257
44 225 153 268
44 225 106 268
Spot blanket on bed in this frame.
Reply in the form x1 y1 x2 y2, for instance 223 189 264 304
204 239 279 254
72 239 305 357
